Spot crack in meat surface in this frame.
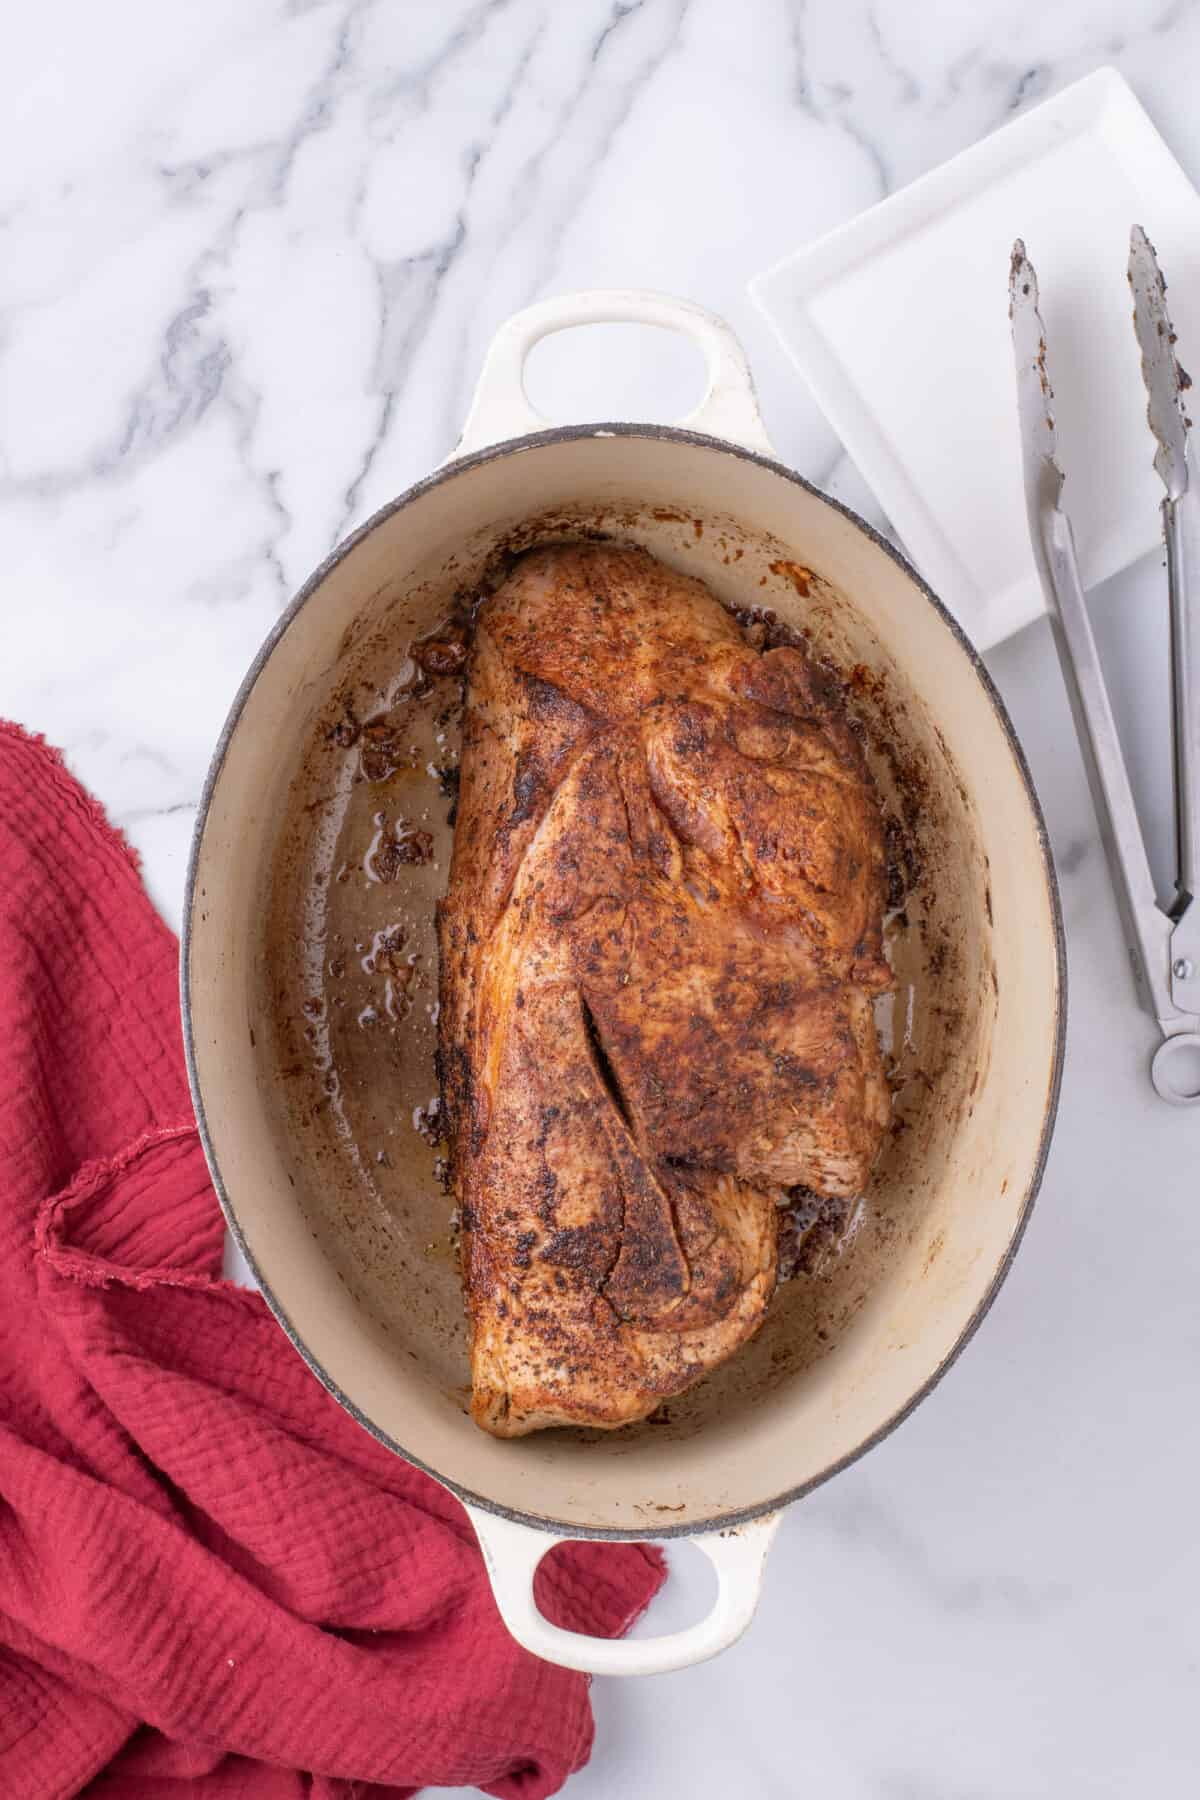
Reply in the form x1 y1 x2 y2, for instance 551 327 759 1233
437 544 892 1435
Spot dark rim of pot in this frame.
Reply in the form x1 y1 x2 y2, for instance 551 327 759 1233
181 421 1067 1542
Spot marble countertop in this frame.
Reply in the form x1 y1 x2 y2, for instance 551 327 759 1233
4 4 1198 1795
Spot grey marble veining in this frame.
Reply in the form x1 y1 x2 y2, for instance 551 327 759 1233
3 4 1199 1795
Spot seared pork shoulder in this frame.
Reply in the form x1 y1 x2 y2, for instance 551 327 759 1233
438 544 891 1435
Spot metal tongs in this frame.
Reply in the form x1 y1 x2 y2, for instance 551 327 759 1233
1010 229 1200 1104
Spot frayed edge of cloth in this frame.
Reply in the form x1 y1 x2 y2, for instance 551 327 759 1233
36 1124 261 1312
0 719 146 876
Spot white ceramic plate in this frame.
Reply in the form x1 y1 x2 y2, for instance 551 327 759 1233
750 67 1200 649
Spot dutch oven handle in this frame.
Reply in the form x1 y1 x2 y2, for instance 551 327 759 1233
464 1503 781 1676
453 289 776 460
453 293 778 1673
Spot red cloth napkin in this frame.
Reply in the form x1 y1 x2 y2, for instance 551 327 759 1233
0 722 664 1800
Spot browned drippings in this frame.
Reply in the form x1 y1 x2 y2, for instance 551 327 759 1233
264 620 467 1332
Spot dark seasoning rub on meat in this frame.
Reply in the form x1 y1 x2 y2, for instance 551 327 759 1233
437 542 903 1437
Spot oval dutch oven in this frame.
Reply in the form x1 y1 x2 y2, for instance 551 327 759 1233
184 293 1064 1676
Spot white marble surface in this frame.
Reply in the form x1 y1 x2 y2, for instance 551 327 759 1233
3 4 1199 1795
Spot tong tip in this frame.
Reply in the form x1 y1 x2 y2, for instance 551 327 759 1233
1128 221 1190 498
1009 237 1063 503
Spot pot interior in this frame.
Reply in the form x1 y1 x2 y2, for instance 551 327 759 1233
186 430 1062 1536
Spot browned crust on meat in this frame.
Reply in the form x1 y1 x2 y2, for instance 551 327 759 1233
438 544 890 1435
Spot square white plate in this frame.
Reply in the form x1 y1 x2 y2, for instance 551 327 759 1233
749 67 1200 648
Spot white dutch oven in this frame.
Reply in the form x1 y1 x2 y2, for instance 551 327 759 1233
184 293 1065 1677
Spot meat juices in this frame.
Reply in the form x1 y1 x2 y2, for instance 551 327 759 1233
438 544 893 1436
